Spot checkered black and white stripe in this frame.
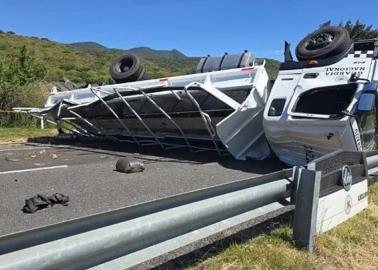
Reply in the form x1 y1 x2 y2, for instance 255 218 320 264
345 50 375 58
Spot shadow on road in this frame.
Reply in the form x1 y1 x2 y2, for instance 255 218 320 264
28 136 286 175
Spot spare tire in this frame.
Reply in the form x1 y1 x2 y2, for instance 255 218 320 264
296 26 351 61
109 54 147 83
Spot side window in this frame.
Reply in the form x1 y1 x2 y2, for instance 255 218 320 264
268 99 286 116
294 83 358 115
355 102 378 151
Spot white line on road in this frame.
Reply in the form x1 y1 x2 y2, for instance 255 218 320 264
0 146 50 152
0 165 68 175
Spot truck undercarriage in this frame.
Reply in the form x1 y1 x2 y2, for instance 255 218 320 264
15 27 378 166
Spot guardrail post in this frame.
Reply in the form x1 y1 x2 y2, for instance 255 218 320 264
40 117 45 129
292 167 321 252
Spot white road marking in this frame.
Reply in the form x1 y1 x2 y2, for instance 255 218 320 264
0 165 68 175
0 146 50 152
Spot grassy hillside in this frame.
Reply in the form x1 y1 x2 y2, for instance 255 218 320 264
69 42 200 77
0 31 280 110
70 41 280 80
0 33 111 83
0 33 198 84
0 32 280 84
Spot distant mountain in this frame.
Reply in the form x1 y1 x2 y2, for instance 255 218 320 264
68 42 110 54
127 47 188 61
69 42 188 61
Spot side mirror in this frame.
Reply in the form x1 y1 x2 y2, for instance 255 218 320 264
357 93 376 112
362 82 378 92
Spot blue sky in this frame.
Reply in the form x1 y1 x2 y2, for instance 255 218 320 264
0 0 377 60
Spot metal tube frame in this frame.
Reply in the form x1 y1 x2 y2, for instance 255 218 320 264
90 88 140 145
54 83 241 154
113 87 165 149
184 83 222 155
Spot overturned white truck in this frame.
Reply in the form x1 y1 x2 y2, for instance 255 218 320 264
22 51 272 160
17 26 378 166
264 26 378 165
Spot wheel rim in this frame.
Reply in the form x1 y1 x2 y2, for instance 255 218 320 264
306 32 334 50
115 58 133 73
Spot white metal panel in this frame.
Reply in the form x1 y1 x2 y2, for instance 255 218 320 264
45 67 261 107
264 53 376 165
216 68 270 160
316 180 368 234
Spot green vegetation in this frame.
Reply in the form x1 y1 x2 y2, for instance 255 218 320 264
71 42 280 79
342 20 378 41
0 127 57 144
68 42 200 79
0 33 111 84
0 45 47 110
0 111 45 128
0 111 55 143
0 31 281 111
321 20 378 41
187 181 378 270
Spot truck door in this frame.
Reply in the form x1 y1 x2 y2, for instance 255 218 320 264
355 84 378 151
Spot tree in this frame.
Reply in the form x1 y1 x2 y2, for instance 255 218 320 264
0 46 47 110
341 20 378 41
9 46 47 85
320 20 378 41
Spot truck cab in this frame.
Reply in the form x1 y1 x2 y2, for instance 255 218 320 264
264 35 378 165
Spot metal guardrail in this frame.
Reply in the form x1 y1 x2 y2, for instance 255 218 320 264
0 170 292 270
366 150 378 174
0 150 377 269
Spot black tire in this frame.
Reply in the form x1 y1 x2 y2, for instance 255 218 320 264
109 54 146 83
296 26 351 61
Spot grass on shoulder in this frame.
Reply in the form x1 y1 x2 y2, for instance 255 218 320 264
0 127 57 144
188 181 378 270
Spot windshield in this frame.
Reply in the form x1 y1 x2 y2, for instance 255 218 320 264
293 83 358 116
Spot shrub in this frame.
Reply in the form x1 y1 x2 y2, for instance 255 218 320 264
0 46 47 110
0 111 41 128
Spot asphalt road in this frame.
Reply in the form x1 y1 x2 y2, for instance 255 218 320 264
0 142 284 236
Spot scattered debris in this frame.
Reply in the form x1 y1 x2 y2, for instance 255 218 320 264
50 153 58 159
4 154 19 162
22 193 70 214
33 163 46 166
116 157 145 173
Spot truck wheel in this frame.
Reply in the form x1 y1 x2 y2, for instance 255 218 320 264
295 26 351 61
109 54 146 83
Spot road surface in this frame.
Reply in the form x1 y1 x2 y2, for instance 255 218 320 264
0 141 284 236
